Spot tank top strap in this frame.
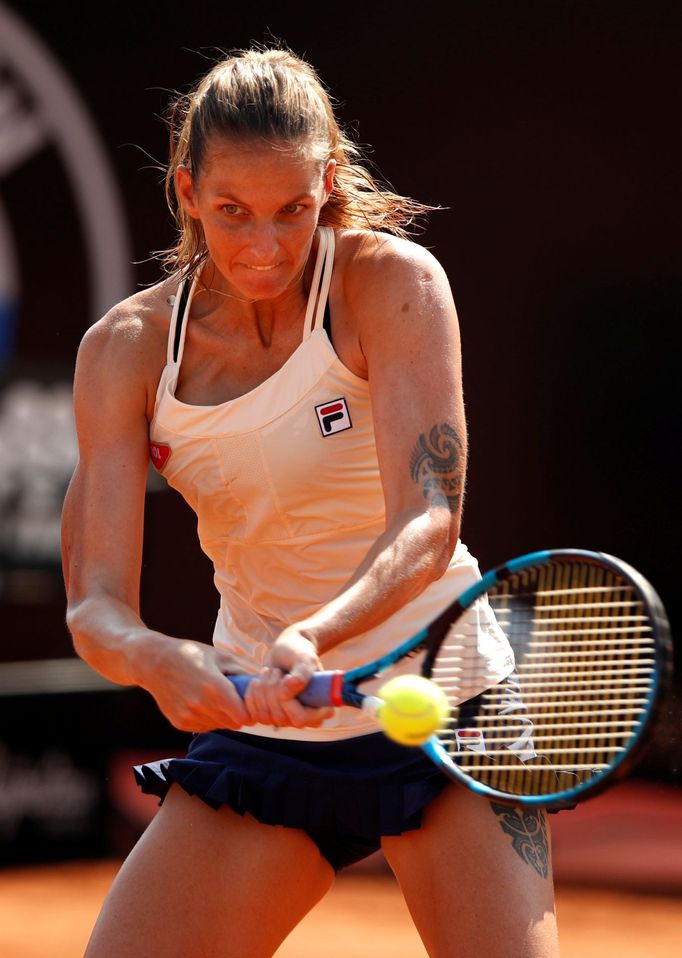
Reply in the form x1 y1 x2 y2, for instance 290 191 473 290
302 227 335 339
167 272 199 367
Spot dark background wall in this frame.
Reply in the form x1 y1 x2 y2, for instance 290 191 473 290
0 0 678 858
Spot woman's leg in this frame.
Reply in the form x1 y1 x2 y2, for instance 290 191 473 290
382 784 559 958
86 784 334 958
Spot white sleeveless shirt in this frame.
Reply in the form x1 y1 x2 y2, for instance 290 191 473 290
149 228 514 740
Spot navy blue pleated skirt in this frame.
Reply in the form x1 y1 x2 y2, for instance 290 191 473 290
134 729 449 870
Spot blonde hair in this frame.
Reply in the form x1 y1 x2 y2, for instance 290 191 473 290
159 46 435 275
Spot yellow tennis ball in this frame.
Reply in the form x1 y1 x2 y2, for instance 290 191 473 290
377 675 450 746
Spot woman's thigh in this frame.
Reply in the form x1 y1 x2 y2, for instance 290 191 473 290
382 784 559 958
86 784 335 958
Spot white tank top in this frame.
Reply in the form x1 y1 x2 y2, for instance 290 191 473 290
149 228 514 740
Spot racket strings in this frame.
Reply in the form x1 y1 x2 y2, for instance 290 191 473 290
427 560 657 797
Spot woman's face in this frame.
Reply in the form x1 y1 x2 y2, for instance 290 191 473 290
176 137 335 303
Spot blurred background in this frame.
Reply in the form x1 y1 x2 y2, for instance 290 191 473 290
0 0 679 894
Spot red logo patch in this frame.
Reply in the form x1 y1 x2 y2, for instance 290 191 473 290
149 441 171 472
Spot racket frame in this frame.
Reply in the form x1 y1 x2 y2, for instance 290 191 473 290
344 548 672 808
230 549 672 809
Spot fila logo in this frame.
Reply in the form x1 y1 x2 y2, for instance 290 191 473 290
149 441 171 471
315 398 352 436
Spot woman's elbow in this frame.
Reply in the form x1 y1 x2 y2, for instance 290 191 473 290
65 598 91 658
428 507 460 580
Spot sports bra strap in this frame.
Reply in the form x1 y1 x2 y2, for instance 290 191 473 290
166 272 198 366
302 227 335 339
312 228 335 333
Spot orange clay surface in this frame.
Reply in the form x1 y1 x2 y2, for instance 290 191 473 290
0 860 681 958
1 781 680 957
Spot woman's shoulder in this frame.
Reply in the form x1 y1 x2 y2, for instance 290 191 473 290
77 276 179 367
73 278 182 422
332 229 451 310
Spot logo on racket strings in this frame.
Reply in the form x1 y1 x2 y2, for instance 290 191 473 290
315 397 352 436
455 728 487 753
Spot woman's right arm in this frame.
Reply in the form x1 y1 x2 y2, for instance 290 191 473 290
61 307 250 732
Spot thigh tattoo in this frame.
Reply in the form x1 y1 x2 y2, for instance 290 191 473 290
490 803 550 879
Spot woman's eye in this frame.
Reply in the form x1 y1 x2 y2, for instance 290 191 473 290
222 204 242 215
282 204 302 215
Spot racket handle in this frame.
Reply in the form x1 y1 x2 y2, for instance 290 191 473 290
228 671 344 708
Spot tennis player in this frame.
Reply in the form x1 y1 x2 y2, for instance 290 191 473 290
62 46 560 957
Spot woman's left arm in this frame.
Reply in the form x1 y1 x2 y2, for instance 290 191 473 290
305 235 466 640
250 236 467 717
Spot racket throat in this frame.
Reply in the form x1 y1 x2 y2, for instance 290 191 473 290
360 695 383 719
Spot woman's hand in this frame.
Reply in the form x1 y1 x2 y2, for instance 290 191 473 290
243 628 334 729
139 636 253 733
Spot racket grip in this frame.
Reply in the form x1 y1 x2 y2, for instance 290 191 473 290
228 671 344 708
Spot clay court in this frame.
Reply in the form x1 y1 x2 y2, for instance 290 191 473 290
1 780 680 957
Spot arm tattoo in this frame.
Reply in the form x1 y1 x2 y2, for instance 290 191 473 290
490 803 550 879
409 423 464 513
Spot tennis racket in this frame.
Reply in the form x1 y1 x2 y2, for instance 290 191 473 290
230 549 672 810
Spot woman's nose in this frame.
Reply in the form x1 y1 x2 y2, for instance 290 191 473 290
246 223 280 262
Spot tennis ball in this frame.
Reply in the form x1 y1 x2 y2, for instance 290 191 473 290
377 675 450 746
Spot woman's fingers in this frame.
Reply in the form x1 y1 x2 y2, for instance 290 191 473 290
243 669 334 728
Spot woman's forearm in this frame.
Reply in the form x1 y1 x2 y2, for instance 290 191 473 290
295 507 457 653
66 592 169 688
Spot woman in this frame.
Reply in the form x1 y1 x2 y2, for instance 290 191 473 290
62 46 559 957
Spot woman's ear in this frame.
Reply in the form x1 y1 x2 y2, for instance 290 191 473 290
322 159 336 204
175 165 200 219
